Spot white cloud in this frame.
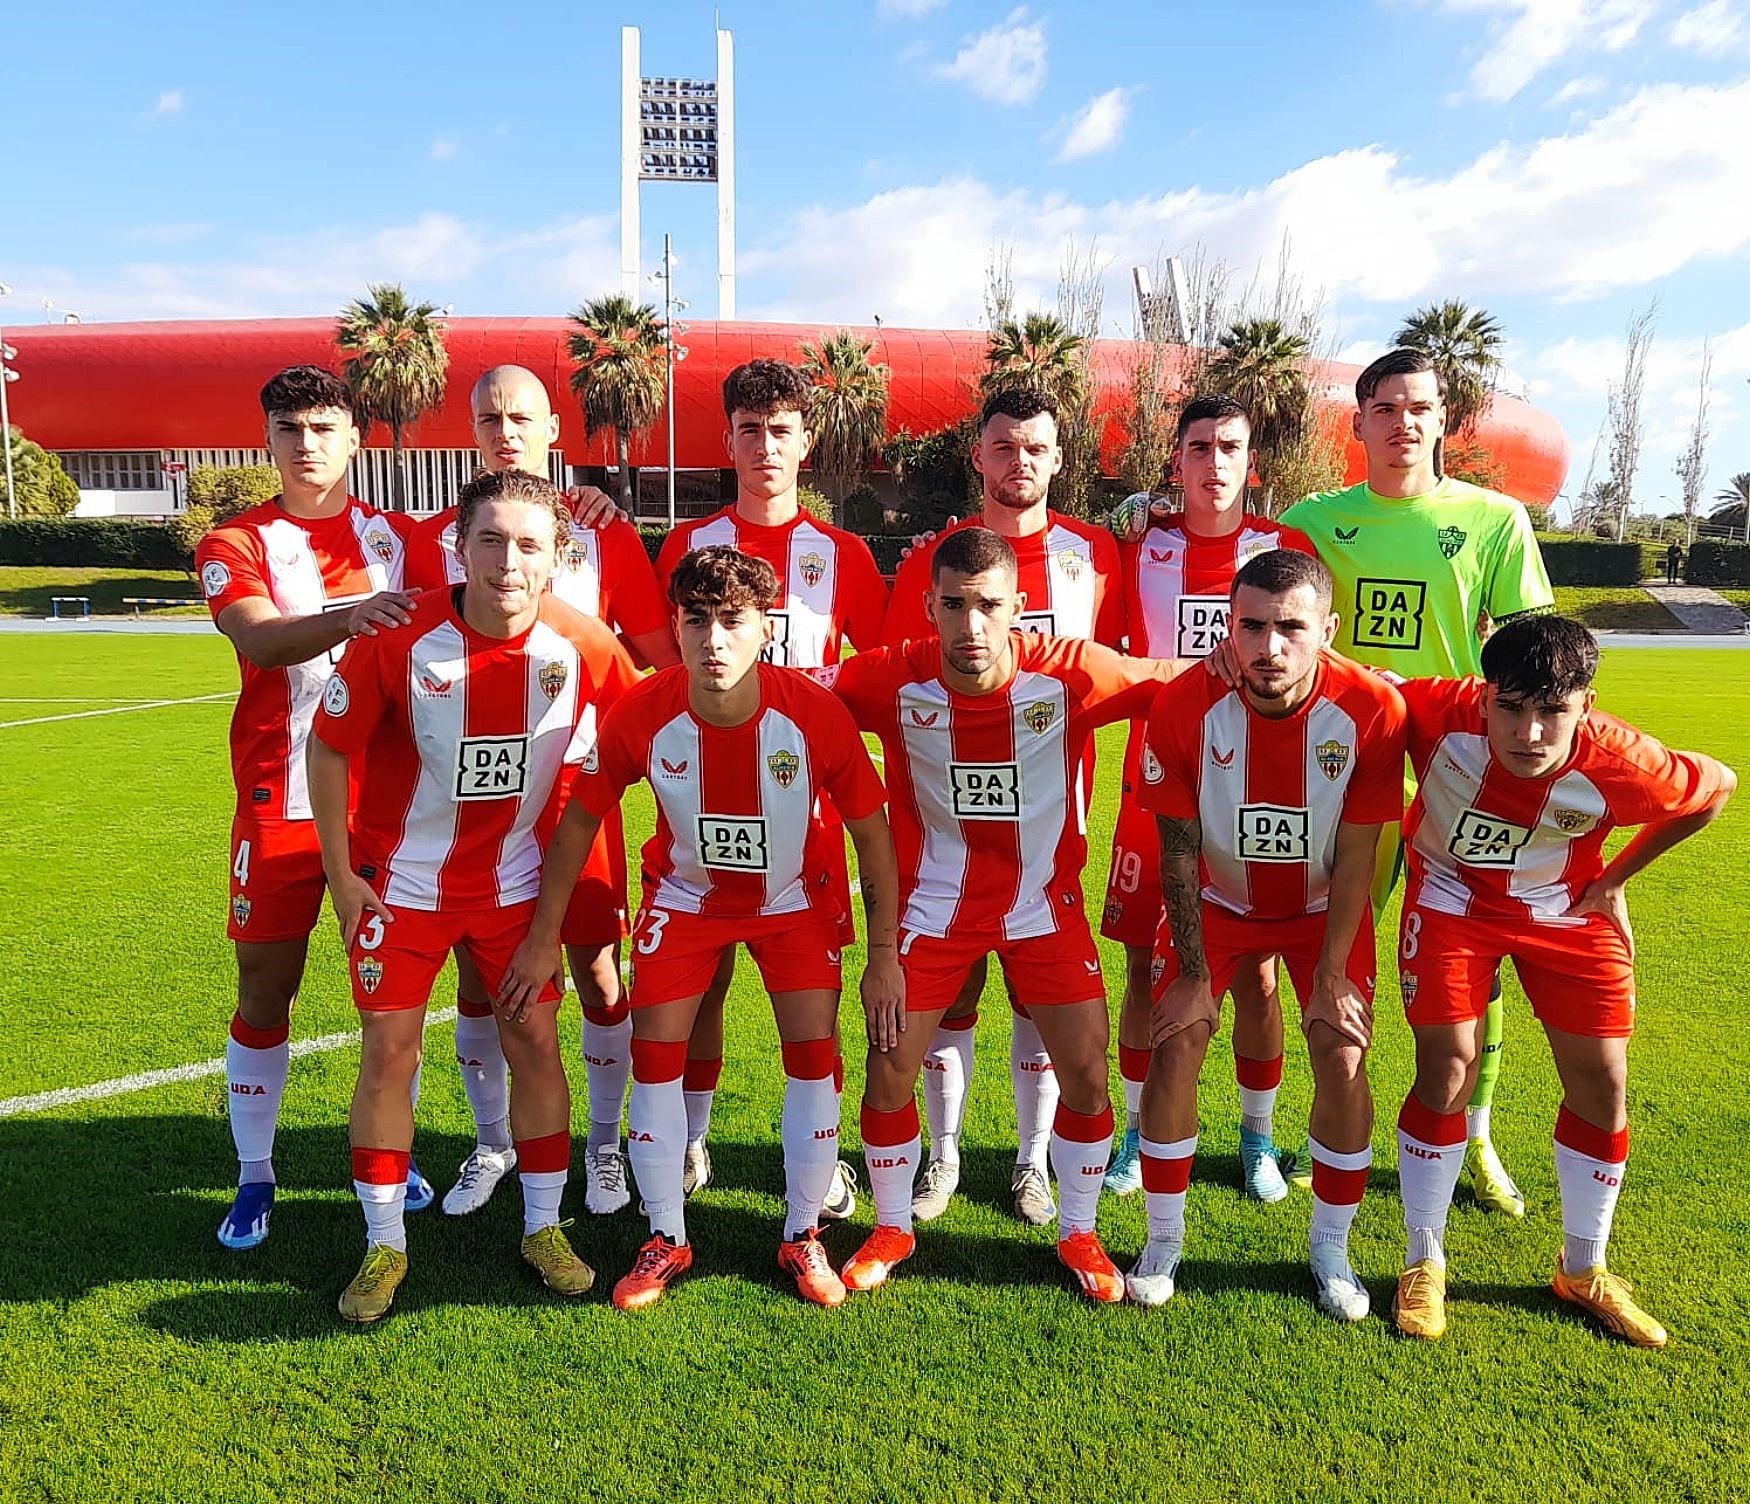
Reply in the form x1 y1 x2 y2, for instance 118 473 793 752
1547 74 1606 105
932 7 1046 105
149 89 183 118
430 136 457 162
1052 87 1136 162
1441 0 1654 103
743 79 1750 329
878 0 946 16
1670 0 1750 51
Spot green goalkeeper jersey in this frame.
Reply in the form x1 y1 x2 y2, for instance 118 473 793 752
1280 477 1554 678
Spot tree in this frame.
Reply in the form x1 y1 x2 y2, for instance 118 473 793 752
1602 302 1657 541
981 311 1088 410
799 329 890 516
167 464 283 560
1674 341 1713 547
1713 472 1750 543
1205 317 1311 506
567 293 667 512
3 427 80 517
1394 299 1505 437
335 284 450 512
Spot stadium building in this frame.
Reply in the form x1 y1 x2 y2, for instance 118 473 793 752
5 317 1569 519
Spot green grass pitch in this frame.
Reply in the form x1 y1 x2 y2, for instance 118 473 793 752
1 634 1747 1504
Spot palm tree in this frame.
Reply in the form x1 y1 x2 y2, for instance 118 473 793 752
334 284 450 511
1205 317 1311 500
1394 299 1505 437
567 294 667 511
1713 471 1750 541
800 330 890 517
980 312 1087 410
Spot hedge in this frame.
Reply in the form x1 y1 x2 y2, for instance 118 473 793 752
1684 540 1750 588
0 517 187 569
1532 537 1644 587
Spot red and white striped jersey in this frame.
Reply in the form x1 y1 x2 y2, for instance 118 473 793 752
405 508 669 639
1123 512 1316 659
883 512 1124 648
829 634 1170 940
1402 677 1730 924
1141 655 1406 920
197 496 410 821
570 663 887 919
654 507 889 668
312 594 639 912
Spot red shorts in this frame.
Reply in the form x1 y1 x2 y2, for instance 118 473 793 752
348 897 563 1014
1153 905 1377 1008
899 914 1107 1014
228 813 327 943
1398 902 1635 1038
1103 785 1162 948
627 905 842 1008
817 835 857 949
561 808 630 949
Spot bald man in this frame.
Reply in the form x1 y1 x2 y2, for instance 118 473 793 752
406 365 678 1220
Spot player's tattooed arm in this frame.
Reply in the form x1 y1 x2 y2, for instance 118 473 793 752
1157 815 1208 980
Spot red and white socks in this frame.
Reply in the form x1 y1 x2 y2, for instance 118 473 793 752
682 1054 723 1158
517 1129 570 1236
1396 1094 1469 1266
453 998 511 1152
582 1004 632 1155
780 1038 841 1239
1553 1105 1628 1272
1140 1133 1197 1252
1118 1045 1151 1132
1308 1136 1371 1255
921 1012 975 1168
1237 1053 1284 1139
630 1039 689 1243
862 1100 922 1233
352 1146 409 1251
226 1013 288 1185
1012 1011 1059 1174
1050 1102 1113 1236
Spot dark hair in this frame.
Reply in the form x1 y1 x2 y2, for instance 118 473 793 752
722 359 813 423
1355 348 1446 407
668 545 780 613
1481 614 1598 699
455 468 570 549
1231 547 1333 613
979 386 1059 431
1176 393 1251 444
260 365 355 420
932 525 1018 583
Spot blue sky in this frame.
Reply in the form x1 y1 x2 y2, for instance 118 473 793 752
5 0 1749 515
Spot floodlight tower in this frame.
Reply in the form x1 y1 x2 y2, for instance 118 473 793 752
621 25 735 318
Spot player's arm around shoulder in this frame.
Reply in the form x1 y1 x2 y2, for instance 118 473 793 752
1059 635 1194 726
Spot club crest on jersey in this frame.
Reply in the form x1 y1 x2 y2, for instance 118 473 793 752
231 895 252 929
357 956 384 995
1057 549 1086 582
1103 899 1123 927
1150 954 1167 985
1552 807 1599 835
1402 974 1419 1006
798 551 827 589
1023 700 1056 735
538 660 569 702
563 538 588 572
1316 739 1350 781
365 526 396 564
767 749 801 788
1437 526 1467 560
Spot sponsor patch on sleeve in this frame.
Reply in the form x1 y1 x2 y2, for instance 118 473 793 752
322 675 350 716
201 560 232 598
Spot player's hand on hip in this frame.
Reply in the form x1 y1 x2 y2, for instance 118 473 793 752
861 952 907 1052
1566 879 1634 960
345 589 420 638
900 522 949 561
1205 635 1243 688
1150 975 1218 1047
564 485 628 531
496 935 561 1023
333 872 391 953
1302 974 1373 1050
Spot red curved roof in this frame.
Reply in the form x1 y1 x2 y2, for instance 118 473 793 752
4 317 1569 505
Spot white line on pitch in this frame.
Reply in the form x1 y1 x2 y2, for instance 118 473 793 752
0 696 204 703
0 691 237 729
0 1007 460 1120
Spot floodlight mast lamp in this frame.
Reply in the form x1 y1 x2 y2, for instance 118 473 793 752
0 283 15 519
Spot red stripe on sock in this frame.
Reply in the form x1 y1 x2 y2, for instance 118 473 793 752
1555 1105 1629 1164
515 1129 571 1174
1141 1153 1193 1194
942 1012 978 1032
781 1036 837 1081
682 1055 723 1091
1312 1160 1369 1206
833 1053 845 1095
1118 1044 1152 1085
351 1146 410 1185
456 993 494 1020
1398 1092 1466 1148
582 1002 626 1028
229 1013 288 1050
860 1099 919 1146
631 1038 688 1083
1053 1101 1115 1143
1235 1052 1283 1092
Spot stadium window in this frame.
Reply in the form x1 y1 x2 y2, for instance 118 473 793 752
60 451 163 490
